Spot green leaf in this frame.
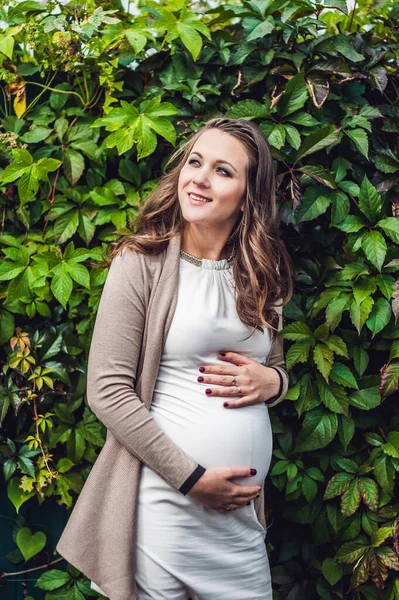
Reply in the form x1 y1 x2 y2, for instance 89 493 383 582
244 16 274 42
366 297 391 336
284 125 301 150
341 478 361 517
377 217 399 244
65 262 90 288
295 187 331 223
286 339 313 370
336 214 366 233
358 477 379 511
353 276 377 305
362 231 387 272
314 343 334 381
177 22 203 61
298 165 337 189
16 527 46 562
0 35 15 59
7 476 35 513
280 321 314 340
302 474 318 502
371 527 393 547
336 542 368 564
346 128 369 159
0 308 15 345
350 296 374 334
36 569 71 590
353 347 369 377
18 167 39 204
338 414 355 449
125 29 147 55
318 377 349 415
227 100 269 120
278 74 308 117
330 191 349 224
349 386 381 411
330 363 359 389
358 176 382 222
20 126 52 144
296 125 339 160
63 149 85 186
324 472 353 499
381 431 399 458
322 557 344 586
325 335 348 358
54 209 79 245
373 454 394 493
326 293 351 330
51 264 73 309
268 124 285 150
295 409 338 452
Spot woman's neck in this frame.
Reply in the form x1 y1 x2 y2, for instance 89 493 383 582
182 226 233 261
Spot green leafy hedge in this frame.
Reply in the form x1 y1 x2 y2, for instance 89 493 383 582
0 0 398 598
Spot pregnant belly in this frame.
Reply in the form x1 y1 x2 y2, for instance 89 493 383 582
151 402 273 486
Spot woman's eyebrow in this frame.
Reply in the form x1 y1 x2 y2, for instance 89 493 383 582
189 151 238 173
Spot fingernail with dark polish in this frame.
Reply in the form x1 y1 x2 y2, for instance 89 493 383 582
219 352 226 356
205 389 212 395
199 367 205 373
223 402 229 407
250 468 257 476
197 376 204 382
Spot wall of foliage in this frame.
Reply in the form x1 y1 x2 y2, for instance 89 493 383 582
0 0 399 598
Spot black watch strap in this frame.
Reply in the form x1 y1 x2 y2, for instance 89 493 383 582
179 464 206 495
264 367 284 405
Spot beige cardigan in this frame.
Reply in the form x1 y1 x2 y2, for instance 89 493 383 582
56 234 288 600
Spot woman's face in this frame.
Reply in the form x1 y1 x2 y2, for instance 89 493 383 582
177 129 249 233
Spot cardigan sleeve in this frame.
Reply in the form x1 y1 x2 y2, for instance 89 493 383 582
86 249 201 491
263 302 289 408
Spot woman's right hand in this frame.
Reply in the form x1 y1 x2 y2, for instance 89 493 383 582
187 467 261 512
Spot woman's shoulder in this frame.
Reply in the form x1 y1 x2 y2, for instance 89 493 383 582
110 236 180 281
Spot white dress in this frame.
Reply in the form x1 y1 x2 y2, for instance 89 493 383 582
91 255 274 599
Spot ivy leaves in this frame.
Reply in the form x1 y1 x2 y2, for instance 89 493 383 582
0 149 60 204
91 97 178 158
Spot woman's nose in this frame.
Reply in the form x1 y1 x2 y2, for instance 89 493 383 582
192 169 210 187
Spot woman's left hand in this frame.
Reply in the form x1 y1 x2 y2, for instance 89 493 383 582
197 352 280 408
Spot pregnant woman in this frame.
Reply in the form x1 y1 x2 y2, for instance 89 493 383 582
56 118 293 600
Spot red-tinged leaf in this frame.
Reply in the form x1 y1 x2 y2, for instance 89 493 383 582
379 360 399 398
351 552 371 589
376 547 399 570
392 280 399 323
290 173 301 211
369 550 388 591
324 472 353 499
358 477 379 512
341 478 361 517
394 518 399 557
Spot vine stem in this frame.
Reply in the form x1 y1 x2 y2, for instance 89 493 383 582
1 557 64 578
24 80 85 108
348 0 358 32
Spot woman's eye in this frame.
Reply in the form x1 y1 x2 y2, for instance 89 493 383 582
188 158 200 165
218 167 231 177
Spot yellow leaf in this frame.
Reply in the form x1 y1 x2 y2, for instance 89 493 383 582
13 86 26 119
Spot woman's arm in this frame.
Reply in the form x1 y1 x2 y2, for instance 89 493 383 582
86 249 200 491
263 303 289 407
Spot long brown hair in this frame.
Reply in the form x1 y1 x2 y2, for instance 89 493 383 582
110 118 293 333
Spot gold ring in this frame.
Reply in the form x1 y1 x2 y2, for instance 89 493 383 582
236 386 242 396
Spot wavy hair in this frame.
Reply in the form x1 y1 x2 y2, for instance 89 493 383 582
110 118 293 333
